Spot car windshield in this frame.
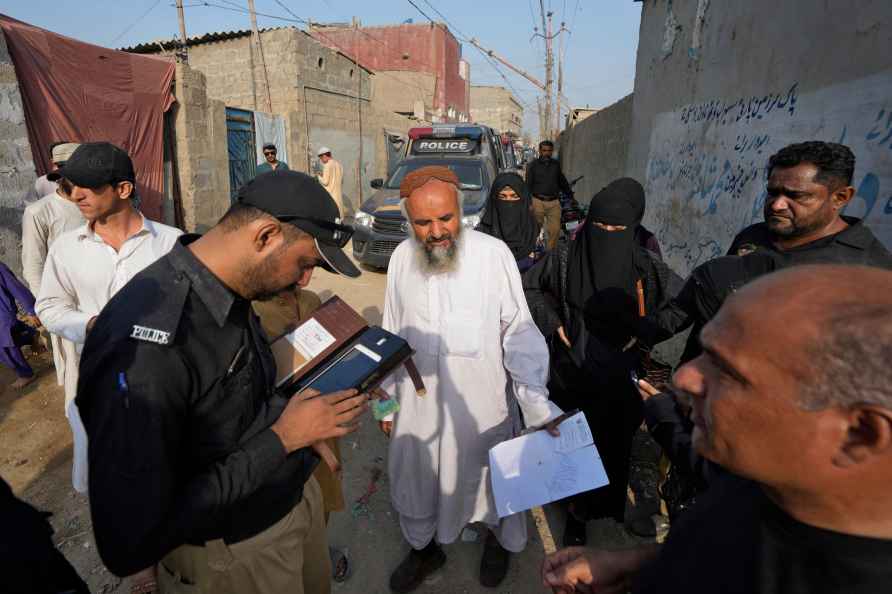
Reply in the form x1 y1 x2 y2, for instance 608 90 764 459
385 161 484 190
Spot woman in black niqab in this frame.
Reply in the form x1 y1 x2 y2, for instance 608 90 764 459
477 172 541 270
522 177 677 544
565 178 647 359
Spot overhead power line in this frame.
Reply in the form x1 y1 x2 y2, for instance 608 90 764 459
271 0 428 97
182 0 435 103
405 0 437 24
111 0 163 45
405 0 534 111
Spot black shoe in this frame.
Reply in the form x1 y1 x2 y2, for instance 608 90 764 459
563 514 588 547
389 542 446 593
479 532 510 588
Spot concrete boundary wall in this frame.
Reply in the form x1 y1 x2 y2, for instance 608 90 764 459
171 63 231 233
559 94 634 205
627 0 892 277
0 30 37 275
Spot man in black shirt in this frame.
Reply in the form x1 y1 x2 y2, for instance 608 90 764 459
644 141 891 358
728 141 892 267
525 140 571 250
76 171 369 594
637 251 781 365
644 141 891 365
542 265 892 594
633 143 891 513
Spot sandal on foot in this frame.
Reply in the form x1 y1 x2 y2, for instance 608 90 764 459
330 546 352 583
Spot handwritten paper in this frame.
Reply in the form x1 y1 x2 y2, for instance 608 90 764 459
489 412 608 518
554 412 594 454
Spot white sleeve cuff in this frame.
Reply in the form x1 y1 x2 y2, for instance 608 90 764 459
515 384 563 428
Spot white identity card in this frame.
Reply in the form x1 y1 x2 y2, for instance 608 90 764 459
488 412 608 518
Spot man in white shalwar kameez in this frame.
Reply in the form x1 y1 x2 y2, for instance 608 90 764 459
378 166 563 592
35 143 181 496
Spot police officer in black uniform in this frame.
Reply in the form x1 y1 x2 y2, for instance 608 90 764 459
76 171 368 594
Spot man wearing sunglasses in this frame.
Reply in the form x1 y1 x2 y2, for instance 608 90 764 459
35 142 182 496
256 142 289 174
76 170 367 594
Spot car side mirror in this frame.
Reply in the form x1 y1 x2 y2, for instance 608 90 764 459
370 178 384 189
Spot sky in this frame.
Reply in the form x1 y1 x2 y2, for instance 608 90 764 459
1 0 642 136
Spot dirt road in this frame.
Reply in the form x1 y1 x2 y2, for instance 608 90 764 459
1 262 642 594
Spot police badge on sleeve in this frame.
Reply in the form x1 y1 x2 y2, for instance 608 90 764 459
130 325 171 345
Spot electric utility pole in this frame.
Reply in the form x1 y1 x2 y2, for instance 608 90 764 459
539 1 554 140
248 0 273 112
556 19 566 134
175 0 188 62
467 37 571 111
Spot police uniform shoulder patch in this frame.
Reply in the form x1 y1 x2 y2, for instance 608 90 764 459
123 261 192 347
130 325 172 345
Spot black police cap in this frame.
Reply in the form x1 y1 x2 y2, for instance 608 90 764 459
237 170 360 278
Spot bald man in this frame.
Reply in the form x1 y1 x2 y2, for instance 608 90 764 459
543 265 892 594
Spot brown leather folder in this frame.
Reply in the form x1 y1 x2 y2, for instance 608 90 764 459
270 296 425 396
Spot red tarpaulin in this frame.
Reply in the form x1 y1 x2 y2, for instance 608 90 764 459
0 15 176 221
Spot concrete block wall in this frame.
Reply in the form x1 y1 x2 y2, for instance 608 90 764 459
627 0 892 276
0 30 37 275
371 70 436 114
557 94 634 205
311 23 468 118
171 63 231 232
149 28 416 220
180 29 302 113
298 85 402 216
177 28 373 116
294 29 371 101
470 86 523 136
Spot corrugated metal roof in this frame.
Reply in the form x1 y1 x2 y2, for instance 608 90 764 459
121 27 275 53
121 26 372 73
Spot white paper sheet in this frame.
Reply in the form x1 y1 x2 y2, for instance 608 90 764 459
489 412 609 518
554 411 595 454
286 317 336 361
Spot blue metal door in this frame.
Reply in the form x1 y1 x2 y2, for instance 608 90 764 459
226 107 256 202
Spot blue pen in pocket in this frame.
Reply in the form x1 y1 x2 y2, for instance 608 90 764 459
117 371 130 409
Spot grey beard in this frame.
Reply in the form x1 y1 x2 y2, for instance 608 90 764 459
413 230 463 275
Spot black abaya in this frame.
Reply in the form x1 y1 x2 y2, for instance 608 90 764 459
524 177 669 523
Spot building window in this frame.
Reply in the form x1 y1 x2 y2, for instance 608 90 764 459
349 68 354 77
317 57 324 69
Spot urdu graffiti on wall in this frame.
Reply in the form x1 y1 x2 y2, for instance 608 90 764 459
643 70 892 276
679 83 799 126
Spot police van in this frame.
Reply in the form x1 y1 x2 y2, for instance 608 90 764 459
351 124 501 269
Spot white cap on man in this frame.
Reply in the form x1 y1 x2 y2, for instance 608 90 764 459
317 146 332 156
51 142 81 164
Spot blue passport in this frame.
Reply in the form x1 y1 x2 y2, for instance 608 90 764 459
288 326 414 395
